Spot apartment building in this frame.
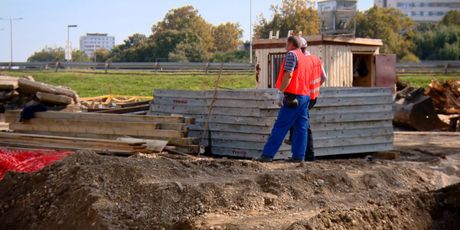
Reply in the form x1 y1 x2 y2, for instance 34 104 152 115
374 0 460 22
79 33 115 57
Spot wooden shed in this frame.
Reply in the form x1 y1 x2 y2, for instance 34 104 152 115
253 35 387 89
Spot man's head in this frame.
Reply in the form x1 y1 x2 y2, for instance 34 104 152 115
286 36 301 51
299 36 308 54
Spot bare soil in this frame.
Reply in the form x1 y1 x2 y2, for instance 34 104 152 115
0 132 459 230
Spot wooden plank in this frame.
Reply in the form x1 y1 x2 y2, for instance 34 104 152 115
12 130 198 147
154 89 278 100
95 105 150 114
190 122 392 136
309 112 393 123
151 104 279 117
18 78 77 98
310 104 393 114
9 122 183 138
211 147 291 159
315 143 393 156
310 120 392 131
116 137 168 153
315 134 392 148
150 113 277 126
0 79 18 90
5 110 185 123
201 139 291 151
315 95 393 107
153 97 278 109
36 92 72 105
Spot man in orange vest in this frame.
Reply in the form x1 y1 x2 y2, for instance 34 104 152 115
285 37 326 162
301 37 326 161
259 36 318 162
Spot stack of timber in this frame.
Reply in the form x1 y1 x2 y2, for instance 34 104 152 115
4 111 198 154
426 79 460 114
149 88 394 159
0 75 80 111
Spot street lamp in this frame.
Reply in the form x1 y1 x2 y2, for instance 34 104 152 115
249 0 253 64
0 17 23 69
66 24 78 62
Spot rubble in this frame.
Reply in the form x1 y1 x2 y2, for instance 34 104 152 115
0 75 80 111
426 79 460 114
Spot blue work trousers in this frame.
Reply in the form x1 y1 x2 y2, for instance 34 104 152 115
262 95 310 161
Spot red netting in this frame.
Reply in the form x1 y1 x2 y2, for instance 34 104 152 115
0 148 73 180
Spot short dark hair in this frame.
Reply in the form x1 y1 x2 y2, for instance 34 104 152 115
287 36 300 49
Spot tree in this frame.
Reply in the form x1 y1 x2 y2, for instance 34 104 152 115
27 47 64 62
151 6 215 61
355 7 417 60
110 33 153 62
441 10 460 26
71 50 90 62
213 23 243 52
254 0 320 38
413 25 460 60
93 48 112 62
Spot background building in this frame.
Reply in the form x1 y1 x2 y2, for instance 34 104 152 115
79 33 115 57
374 0 460 22
318 0 358 35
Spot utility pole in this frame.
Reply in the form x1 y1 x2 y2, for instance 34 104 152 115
249 0 253 64
0 17 23 69
66 25 77 62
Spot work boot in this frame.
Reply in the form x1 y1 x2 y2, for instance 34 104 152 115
287 158 304 163
257 155 273 162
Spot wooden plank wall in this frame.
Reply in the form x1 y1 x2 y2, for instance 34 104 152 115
149 88 394 159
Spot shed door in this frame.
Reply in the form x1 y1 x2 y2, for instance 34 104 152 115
268 53 286 88
375 54 396 89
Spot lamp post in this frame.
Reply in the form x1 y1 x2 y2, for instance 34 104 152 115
249 0 253 64
66 25 78 62
0 17 23 69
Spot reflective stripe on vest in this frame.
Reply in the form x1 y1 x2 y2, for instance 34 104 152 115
275 49 310 96
306 55 323 100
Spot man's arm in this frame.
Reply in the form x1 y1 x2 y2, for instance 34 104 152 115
280 51 297 92
320 65 327 85
279 72 293 92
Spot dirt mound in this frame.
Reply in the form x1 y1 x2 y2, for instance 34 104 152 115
0 151 458 229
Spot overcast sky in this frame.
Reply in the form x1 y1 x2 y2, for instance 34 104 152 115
0 0 373 62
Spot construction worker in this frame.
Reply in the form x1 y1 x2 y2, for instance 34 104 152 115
301 37 326 161
259 36 312 162
285 37 326 162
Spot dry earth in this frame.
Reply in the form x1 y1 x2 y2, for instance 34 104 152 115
0 132 459 230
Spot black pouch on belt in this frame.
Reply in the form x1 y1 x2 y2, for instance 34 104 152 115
283 93 299 108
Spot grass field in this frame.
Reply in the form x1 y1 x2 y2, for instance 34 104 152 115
398 74 459 88
1 70 458 97
1 70 255 97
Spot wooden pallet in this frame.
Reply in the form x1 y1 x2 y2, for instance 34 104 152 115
4 111 200 154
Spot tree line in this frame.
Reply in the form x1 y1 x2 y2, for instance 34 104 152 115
27 0 460 63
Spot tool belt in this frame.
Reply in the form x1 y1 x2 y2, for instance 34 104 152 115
283 93 299 108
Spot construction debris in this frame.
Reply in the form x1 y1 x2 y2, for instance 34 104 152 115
80 95 152 112
426 79 460 114
0 76 80 111
4 110 199 154
150 88 394 159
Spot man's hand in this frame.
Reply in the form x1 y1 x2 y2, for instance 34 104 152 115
276 91 284 107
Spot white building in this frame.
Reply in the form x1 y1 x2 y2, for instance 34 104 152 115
374 0 460 22
79 33 115 57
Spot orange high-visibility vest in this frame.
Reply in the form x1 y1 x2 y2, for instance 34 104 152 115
305 55 323 100
275 49 310 96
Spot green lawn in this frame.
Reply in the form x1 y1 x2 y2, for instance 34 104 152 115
1 70 255 97
2 70 458 97
398 74 459 88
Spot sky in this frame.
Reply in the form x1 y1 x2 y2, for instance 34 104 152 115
0 0 373 62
